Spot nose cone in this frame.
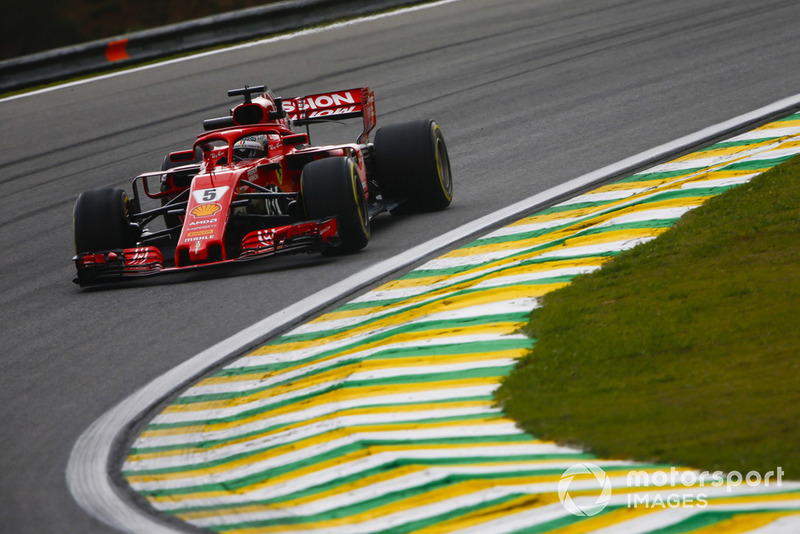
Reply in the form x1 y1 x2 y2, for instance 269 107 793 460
175 175 235 266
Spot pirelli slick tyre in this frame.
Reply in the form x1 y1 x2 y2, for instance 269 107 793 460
374 119 453 211
73 188 136 253
301 157 370 253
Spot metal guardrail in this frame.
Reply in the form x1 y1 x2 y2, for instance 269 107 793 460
0 0 426 94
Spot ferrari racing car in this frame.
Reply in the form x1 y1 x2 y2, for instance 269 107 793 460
72 84 453 286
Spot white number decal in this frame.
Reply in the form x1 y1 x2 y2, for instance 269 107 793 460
193 186 229 204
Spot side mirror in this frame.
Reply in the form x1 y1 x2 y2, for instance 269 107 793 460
168 149 196 163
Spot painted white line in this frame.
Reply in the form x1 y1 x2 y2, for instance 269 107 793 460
235 482 585 534
747 515 800 533
728 125 800 141
471 268 599 290
132 430 537 485
452 502 578 534
67 94 800 532
126 419 522 472
680 175 756 189
182 354 518 397
291 295 539 335
229 357 514 398
746 145 800 160
132 405 505 450
345 264 593 305
131 442 575 496
151 383 499 425
558 187 651 205
483 216 584 237
536 236 658 260
228 332 528 370
186 461 631 528
595 206 696 226
145 446 586 511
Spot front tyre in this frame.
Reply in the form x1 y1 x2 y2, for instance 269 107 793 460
374 119 453 211
301 157 370 253
74 188 136 253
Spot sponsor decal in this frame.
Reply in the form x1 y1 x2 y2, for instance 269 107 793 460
283 91 358 113
257 229 275 247
286 107 361 121
307 106 358 118
187 220 216 227
190 203 222 218
187 229 215 238
268 134 281 151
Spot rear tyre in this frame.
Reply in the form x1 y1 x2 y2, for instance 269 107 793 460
301 157 370 253
74 188 136 253
374 119 453 211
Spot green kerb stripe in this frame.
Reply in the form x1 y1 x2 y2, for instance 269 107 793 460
145 394 496 430
176 364 516 405
268 308 530 345
127 432 534 479
132 443 569 497
131 412 510 455
724 156 794 171
466 219 678 248
645 510 740 534
615 169 702 183
211 338 535 378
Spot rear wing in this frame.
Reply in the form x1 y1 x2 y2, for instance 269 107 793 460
283 87 376 144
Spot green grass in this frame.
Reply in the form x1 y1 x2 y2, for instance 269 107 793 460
495 155 800 478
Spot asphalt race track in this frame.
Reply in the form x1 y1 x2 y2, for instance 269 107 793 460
2 0 800 531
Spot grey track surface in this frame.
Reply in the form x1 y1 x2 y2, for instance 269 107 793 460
2 0 800 531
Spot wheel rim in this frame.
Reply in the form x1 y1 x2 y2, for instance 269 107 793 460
434 134 453 200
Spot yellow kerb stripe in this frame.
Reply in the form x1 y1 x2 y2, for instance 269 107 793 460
139 399 497 439
688 510 800 534
144 443 557 503
216 474 570 534
195 348 526 389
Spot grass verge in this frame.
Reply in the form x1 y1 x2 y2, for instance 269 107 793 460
495 155 800 478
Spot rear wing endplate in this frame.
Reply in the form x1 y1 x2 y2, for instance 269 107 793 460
283 87 376 143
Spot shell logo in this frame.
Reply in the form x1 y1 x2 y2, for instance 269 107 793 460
191 203 222 218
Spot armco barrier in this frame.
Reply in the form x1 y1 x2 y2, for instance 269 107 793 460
0 0 425 94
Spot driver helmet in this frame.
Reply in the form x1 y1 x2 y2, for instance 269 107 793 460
233 135 268 160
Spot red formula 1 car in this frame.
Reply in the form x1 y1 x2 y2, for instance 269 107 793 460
72 85 453 286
